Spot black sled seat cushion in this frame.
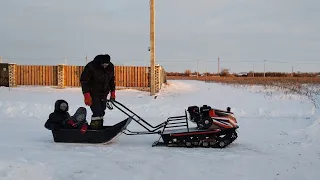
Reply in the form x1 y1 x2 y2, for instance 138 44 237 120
51 118 131 144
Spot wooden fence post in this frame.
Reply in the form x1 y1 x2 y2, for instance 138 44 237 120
154 65 167 93
155 64 160 93
8 63 17 87
57 64 65 88
165 69 167 82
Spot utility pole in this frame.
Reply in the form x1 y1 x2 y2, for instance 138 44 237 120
291 66 294 77
0 56 2 63
263 60 266 78
218 56 220 75
196 60 199 78
85 54 88 64
149 0 156 96
253 64 255 77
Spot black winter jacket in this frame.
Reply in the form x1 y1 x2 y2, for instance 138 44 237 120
44 99 71 130
80 56 115 97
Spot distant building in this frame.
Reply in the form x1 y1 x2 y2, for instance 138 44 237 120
236 72 248 77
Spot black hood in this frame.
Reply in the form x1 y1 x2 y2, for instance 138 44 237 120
92 54 110 65
54 99 69 112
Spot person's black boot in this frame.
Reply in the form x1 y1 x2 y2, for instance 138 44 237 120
90 116 103 130
98 116 104 129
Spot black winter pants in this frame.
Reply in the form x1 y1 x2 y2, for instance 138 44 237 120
90 96 107 118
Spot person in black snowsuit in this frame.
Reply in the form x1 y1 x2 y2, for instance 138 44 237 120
80 54 116 129
44 99 73 130
44 99 89 134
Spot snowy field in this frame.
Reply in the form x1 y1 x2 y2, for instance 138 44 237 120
0 80 319 180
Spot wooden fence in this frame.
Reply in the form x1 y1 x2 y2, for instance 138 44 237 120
16 65 58 86
2 63 167 93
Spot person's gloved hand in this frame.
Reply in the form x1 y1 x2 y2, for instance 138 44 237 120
80 124 88 134
66 119 77 127
110 91 116 101
84 93 92 106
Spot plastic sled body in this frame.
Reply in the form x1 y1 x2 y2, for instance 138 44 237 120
51 117 132 144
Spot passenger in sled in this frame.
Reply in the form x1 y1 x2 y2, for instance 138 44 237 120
44 99 89 134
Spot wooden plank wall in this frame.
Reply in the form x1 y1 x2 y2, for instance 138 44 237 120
64 65 84 87
114 66 150 87
64 65 149 87
16 65 58 86
16 65 150 88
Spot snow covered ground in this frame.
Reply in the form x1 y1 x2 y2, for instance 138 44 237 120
0 80 319 180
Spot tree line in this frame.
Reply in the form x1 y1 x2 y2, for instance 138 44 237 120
167 69 320 77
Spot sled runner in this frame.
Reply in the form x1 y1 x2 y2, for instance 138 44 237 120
45 99 132 144
51 117 132 143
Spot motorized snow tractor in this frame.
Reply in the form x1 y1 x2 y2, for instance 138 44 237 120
49 100 239 148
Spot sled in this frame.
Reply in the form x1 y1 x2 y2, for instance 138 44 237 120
51 117 132 144
48 99 239 148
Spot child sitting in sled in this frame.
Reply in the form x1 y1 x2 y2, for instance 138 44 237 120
44 99 88 134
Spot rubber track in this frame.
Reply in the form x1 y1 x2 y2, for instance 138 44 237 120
152 129 238 148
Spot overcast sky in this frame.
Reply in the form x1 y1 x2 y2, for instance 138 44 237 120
0 0 319 73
